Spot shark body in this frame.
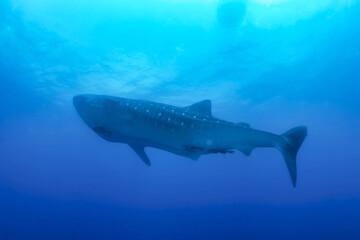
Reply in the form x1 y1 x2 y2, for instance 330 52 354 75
73 94 307 187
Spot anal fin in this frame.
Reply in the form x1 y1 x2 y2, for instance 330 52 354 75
129 144 151 166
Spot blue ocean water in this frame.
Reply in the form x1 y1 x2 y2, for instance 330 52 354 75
1 0 360 239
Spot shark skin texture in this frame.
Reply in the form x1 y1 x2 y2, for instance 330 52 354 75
73 94 307 187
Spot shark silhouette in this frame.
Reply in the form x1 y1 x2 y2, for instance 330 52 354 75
73 94 307 187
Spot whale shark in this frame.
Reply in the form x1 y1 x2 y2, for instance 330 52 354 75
73 94 307 187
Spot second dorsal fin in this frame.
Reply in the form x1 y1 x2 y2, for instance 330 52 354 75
186 100 212 117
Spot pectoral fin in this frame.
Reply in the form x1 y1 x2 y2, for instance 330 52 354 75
129 144 151 166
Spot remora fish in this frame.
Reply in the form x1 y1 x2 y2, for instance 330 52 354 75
73 94 307 187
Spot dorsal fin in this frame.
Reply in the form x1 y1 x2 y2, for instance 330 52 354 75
186 100 212 117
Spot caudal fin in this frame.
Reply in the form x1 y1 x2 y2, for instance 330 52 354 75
279 126 307 187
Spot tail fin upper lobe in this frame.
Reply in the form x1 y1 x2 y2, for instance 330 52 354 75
279 126 307 187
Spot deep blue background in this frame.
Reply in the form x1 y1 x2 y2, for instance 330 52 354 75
1 0 360 239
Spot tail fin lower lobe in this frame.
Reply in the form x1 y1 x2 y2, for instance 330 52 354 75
279 126 307 187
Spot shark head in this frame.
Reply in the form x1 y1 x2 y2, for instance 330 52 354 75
73 94 103 127
73 94 132 141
